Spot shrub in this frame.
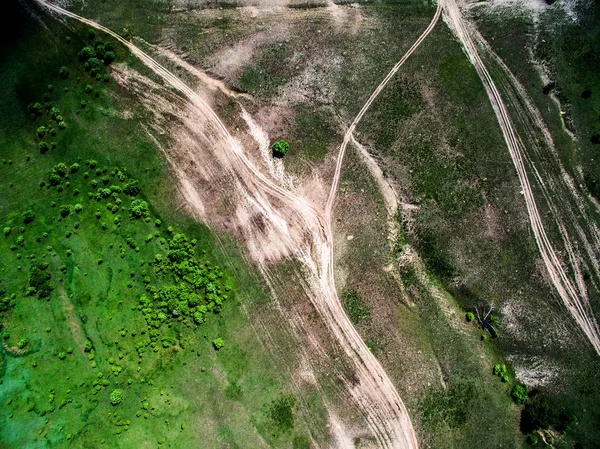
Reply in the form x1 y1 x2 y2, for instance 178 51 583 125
59 205 72 218
272 139 290 157
54 163 69 177
511 384 529 405
493 364 507 377
123 179 140 196
466 312 474 322
39 141 50 154
85 84 93 94
212 338 224 350
81 100 87 109
49 174 61 186
110 389 123 405
59 66 69 79
130 199 150 219
18 338 29 349
23 210 35 224
59 121 66 130
88 28 96 39
37 126 46 138
3 227 10 236
58 351 67 360
74 204 83 213
28 102 43 116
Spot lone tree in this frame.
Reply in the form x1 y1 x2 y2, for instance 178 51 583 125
272 140 290 158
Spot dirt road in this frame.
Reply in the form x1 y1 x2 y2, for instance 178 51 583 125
441 0 600 354
35 1 443 446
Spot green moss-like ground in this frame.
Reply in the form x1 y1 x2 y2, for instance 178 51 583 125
0 3 320 448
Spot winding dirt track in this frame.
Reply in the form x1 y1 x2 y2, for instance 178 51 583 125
36 1 442 446
441 0 600 354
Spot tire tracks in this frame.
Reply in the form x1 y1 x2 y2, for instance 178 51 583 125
441 0 600 354
34 1 441 446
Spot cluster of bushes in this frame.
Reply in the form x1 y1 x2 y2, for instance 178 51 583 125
520 392 577 444
28 262 53 298
489 361 577 445
136 233 230 336
0 292 16 313
77 35 116 81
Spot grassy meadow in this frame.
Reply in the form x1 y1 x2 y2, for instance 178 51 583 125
0 3 321 448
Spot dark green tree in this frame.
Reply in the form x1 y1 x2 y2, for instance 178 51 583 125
78 47 94 61
104 51 116 65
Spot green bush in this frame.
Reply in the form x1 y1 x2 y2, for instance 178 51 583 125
466 312 474 322
28 102 43 117
123 179 140 196
3 227 10 236
54 163 69 177
110 389 123 405
130 199 149 219
59 66 69 79
23 210 35 224
493 364 507 376
39 141 50 154
511 384 529 405
272 139 290 157
59 205 72 218
212 338 224 350
37 126 46 138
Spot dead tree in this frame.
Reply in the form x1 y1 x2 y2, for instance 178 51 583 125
474 303 498 337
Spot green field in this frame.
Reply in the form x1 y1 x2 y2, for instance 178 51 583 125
0 3 324 448
2 0 600 448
